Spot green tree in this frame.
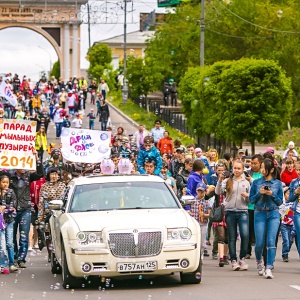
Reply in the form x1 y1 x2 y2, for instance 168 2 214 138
86 43 112 82
179 58 293 154
145 0 300 124
50 60 60 79
126 56 164 111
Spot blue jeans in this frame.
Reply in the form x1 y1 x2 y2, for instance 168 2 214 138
89 121 95 130
0 230 8 268
281 224 293 257
55 122 62 138
4 108 12 119
293 212 300 256
254 210 280 269
68 107 75 117
101 121 107 131
5 221 15 267
13 210 31 263
225 211 249 261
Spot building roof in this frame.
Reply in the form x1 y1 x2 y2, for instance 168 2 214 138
97 30 155 46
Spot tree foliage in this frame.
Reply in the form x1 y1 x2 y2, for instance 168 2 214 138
180 58 293 152
86 43 112 81
126 55 164 99
145 0 300 123
50 60 60 79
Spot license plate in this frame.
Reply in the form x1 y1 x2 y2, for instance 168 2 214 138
117 261 157 272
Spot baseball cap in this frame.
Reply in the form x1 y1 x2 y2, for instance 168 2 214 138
266 147 275 154
238 149 245 154
176 146 186 153
55 103 59 107
90 108 94 111
195 147 202 153
196 182 207 191
51 148 61 157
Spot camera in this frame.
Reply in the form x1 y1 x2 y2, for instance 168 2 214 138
223 171 231 178
264 186 270 190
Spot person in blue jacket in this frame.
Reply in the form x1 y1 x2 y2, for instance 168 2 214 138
249 158 283 279
137 136 162 176
186 160 206 197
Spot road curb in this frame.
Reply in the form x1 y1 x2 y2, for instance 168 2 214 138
107 100 140 128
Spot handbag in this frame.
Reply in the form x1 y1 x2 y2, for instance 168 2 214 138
37 227 46 251
107 117 112 127
209 203 224 222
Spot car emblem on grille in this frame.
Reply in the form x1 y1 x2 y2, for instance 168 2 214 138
133 229 138 233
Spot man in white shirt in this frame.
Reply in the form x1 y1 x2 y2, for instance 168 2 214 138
150 120 165 147
133 124 150 150
98 79 109 100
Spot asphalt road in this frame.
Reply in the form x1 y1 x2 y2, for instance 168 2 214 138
2 95 299 299
1 238 300 300
46 94 139 148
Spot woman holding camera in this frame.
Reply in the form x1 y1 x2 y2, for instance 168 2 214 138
216 160 250 271
249 158 283 279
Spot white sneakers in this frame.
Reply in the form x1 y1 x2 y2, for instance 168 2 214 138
239 258 249 271
256 260 273 279
231 260 240 271
231 258 249 271
264 268 274 279
256 260 265 276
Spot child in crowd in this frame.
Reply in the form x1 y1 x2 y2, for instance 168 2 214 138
279 187 295 262
190 182 212 260
0 207 8 274
72 113 82 129
0 172 17 274
111 154 120 174
137 136 162 176
62 115 71 129
187 160 207 197
87 108 96 130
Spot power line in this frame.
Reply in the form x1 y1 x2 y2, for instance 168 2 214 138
206 28 271 39
215 0 300 35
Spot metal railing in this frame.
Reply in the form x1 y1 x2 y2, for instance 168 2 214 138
131 95 224 153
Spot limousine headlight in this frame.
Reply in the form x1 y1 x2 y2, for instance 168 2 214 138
76 231 103 244
167 228 192 241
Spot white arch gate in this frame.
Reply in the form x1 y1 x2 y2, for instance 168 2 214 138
0 0 87 81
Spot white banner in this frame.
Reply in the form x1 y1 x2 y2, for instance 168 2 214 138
0 119 37 170
0 80 18 107
61 128 111 163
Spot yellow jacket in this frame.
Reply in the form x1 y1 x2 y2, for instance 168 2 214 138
32 96 41 109
35 133 47 150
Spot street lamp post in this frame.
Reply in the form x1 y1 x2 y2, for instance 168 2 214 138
122 0 130 104
38 45 53 74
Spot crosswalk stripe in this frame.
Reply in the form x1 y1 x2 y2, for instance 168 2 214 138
290 285 300 291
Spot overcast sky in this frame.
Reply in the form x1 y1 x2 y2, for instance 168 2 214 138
0 0 166 82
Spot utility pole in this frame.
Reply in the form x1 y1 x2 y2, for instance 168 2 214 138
87 2 91 48
122 0 130 104
200 0 205 66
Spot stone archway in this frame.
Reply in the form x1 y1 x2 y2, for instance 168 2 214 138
0 1 87 81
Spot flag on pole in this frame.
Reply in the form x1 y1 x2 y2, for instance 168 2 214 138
0 79 18 107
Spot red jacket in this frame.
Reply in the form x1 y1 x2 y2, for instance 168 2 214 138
30 178 46 206
280 169 298 186
157 137 173 154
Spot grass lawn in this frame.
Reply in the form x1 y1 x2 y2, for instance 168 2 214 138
108 92 196 146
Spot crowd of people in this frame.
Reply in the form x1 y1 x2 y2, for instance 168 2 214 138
0 73 299 282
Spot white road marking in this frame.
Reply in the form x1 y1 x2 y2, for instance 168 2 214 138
290 285 300 291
